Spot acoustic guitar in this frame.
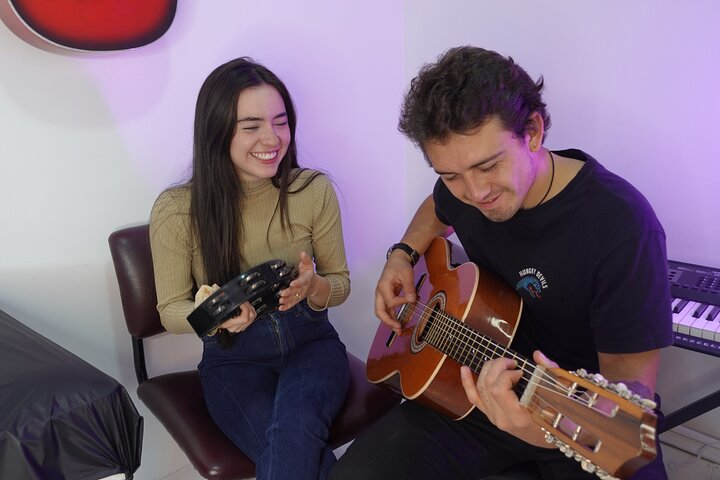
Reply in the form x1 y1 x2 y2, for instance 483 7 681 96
367 237 658 480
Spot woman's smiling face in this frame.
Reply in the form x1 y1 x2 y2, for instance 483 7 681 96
230 84 291 182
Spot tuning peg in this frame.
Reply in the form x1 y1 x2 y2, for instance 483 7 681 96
640 398 658 409
581 459 597 474
608 381 658 410
543 430 620 480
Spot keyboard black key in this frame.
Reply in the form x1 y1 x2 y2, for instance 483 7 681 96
673 299 689 314
693 304 710 318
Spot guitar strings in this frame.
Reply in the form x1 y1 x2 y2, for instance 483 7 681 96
414 300 580 397
402 301 605 412
402 300 546 379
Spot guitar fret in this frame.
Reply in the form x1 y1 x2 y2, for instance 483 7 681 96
460 323 481 367
448 316 463 360
429 310 536 394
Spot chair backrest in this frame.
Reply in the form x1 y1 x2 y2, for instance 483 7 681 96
109 224 165 340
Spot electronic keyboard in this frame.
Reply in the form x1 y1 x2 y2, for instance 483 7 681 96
669 259 720 357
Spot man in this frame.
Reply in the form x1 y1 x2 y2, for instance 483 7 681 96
330 46 672 479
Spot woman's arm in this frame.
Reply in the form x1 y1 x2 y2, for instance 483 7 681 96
149 189 197 334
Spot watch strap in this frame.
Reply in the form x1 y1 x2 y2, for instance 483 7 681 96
387 242 420 266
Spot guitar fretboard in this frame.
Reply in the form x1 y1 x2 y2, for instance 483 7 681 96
418 302 535 398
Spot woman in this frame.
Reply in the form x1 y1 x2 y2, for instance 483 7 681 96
149 57 351 480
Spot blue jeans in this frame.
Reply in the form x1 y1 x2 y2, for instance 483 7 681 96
198 301 349 480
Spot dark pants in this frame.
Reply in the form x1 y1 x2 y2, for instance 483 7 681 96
198 302 349 480
330 400 667 480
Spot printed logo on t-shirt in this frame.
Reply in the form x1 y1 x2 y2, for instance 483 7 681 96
516 267 549 300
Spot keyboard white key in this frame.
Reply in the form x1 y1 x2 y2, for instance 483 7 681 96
675 301 698 334
671 298 685 333
689 306 717 339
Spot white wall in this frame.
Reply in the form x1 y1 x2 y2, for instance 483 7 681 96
0 2 404 479
403 0 720 443
1 1 719 479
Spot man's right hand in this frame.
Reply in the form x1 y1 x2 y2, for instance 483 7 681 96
374 252 417 335
375 195 452 334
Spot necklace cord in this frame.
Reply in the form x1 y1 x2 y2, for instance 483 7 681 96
532 151 555 208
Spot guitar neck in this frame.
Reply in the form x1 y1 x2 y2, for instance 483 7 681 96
420 302 536 400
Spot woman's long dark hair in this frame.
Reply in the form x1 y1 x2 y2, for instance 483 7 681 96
190 57 318 345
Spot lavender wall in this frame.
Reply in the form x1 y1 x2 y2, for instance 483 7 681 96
1 1 718 478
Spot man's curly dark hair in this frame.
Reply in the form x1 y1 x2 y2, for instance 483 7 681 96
398 46 551 160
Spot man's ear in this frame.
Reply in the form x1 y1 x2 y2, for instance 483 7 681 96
525 111 545 152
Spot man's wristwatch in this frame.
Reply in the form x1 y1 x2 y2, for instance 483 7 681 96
386 242 420 267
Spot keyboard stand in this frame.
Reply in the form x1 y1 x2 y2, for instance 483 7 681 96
661 341 720 432
662 388 720 432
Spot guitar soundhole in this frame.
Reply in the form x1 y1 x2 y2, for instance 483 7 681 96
410 292 446 354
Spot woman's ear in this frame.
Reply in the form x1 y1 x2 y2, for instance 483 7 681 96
525 111 545 152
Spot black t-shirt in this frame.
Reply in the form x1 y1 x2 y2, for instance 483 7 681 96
434 149 673 372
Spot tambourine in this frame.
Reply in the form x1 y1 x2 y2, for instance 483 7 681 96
187 259 298 337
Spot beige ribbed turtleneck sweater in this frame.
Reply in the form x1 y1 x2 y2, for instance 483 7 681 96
149 169 350 334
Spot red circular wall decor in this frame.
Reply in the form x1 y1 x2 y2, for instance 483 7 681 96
0 0 177 52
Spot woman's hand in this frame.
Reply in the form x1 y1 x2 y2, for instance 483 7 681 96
218 301 257 333
278 251 319 311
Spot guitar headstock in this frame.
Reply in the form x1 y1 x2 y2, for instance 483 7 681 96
523 367 658 479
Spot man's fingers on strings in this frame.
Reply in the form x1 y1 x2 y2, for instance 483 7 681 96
533 350 558 368
460 366 483 406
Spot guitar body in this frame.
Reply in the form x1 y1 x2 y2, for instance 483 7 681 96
0 0 177 52
366 237 523 419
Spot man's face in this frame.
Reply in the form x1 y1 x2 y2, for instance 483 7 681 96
425 116 540 223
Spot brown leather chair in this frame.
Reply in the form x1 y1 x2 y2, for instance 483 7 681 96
108 224 401 479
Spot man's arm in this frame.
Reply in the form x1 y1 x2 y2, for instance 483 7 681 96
396 195 454 258
375 195 452 333
598 349 660 399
